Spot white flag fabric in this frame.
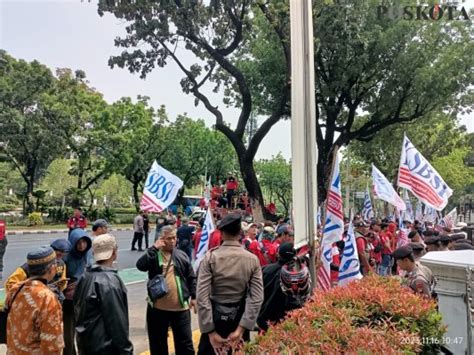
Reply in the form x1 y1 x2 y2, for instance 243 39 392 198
140 161 183 212
322 153 344 245
415 199 424 222
401 189 414 222
204 177 212 204
398 134 452 211
338 220 362 286
372 164 406 211
193 207 215 272
440 208 457 229
423 205 438 223
318 152 344 291
361 187 374 221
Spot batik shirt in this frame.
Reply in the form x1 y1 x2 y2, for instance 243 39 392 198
6 279 64 354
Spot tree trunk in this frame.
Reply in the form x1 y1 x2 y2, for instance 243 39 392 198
25 179 35 215
317 144 335 205
239 156 268 221
133 180 141 213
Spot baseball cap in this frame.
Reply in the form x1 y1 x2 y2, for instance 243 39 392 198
92 234 117 262
279 242 296 261
391 245 413 259
276 224 290 235
92 219 110 232
50 239 71 252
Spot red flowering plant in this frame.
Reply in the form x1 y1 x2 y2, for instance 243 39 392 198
246 276 446 354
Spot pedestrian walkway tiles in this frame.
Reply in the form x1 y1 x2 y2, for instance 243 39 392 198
139 329 201 355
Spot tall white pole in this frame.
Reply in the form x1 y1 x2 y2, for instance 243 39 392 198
290 0 318 287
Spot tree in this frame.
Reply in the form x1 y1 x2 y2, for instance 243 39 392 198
98 0 291 219
98 0 473 208
41 68 109 203
349 113 469 180
160 115 237 195
255 153 292 215
0 51 67 213
106 98 169 211
40 159 77 206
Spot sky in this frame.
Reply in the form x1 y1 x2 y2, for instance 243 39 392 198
0 0 472 160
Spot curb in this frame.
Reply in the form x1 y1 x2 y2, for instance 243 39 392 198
7 227 133 235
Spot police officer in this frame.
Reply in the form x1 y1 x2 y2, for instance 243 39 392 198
392 245 434 299
196 213 264 354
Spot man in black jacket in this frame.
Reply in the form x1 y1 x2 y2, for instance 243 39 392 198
257 242 302 332
177 216 195 261
137 225 197 355
73 234 133 355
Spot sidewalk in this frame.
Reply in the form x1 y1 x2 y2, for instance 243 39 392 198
7 226 133 235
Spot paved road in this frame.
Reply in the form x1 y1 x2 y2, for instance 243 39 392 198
1 230 147 280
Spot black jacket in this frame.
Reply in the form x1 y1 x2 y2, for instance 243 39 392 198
73 265 133 355
177 225 195 248
136 246 196 304
257 261 300 331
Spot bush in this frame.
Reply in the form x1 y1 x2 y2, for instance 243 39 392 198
47 207 73 223
27 212 44 226
0 204 17 213
246 276 446 354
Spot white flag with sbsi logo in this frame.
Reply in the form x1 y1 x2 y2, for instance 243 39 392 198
193 207 215 272
140 160 183 212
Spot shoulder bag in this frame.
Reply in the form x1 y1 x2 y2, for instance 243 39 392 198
147 250 173 302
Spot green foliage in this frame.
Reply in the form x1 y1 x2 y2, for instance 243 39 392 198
0 204 16 213
161 115 237 189
247 276 445 354
27 212 44 226
40 159 76 203
255 153 291 214
0 51 68 213
47 207 72 223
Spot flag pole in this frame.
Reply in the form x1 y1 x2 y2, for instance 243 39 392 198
315 146 339 290
290 0 318 289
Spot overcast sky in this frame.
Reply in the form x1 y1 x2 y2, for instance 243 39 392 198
1 0 472 160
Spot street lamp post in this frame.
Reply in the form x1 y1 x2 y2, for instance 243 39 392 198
290 0 318 288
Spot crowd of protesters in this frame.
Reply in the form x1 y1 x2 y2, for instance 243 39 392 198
0 180 472 355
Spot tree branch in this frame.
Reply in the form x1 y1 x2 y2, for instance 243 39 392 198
246 83 290 160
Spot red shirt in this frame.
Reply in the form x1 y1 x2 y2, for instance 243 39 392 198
330 251 341 284
370 235 382 264
379 231 392 255
67 215 87 230
209 230 222 249
193 230 202 257
211 186 222 199
226 180 238 191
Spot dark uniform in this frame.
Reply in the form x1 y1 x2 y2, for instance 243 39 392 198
196 214 264 354
392 245 434 299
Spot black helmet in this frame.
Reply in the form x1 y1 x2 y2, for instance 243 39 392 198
280 259 311 301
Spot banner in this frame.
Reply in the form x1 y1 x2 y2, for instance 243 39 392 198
401 189 414 222
415 199 424 222
439 208 457 229
204 177 211 204
140 161 183 212
193 207 215 272
423 205 438 224
398 134 452 210
322 153 344 245
338 220 362 286
397 216 409 249
361 187 374 221
318 152 344 291
372 164 406 211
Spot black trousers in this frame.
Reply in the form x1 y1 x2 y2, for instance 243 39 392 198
146 306 194 355
132 232 144 250
144 230 149 248
63 299 77 355
198 329 250 355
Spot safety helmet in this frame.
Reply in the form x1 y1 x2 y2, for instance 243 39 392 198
280 259 311 300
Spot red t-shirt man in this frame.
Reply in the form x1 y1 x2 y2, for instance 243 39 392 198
67 208 87 231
